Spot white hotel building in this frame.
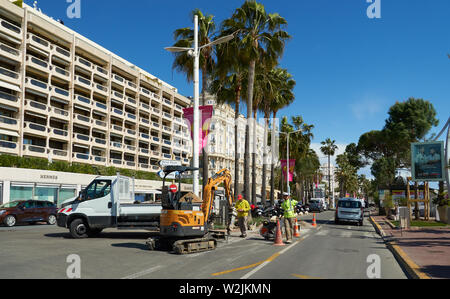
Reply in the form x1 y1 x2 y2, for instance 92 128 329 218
0 0 193 204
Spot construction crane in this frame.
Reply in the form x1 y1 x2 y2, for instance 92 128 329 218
146 167 235 254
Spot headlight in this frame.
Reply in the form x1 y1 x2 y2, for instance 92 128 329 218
0 210 6 215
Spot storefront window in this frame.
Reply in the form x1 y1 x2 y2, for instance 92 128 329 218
10 186 33 201
35 187 58 204
58 189 76 207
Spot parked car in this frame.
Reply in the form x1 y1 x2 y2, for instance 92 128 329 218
335 198 364 226
309 199 324 212
0 200 58 227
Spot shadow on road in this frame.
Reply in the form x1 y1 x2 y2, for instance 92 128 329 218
44 231 159 240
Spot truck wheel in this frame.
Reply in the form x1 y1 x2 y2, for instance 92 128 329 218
69 219 89 239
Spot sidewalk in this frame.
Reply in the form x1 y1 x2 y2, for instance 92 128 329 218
370 215 450 279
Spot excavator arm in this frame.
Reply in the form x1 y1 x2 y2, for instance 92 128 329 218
202 169 235 225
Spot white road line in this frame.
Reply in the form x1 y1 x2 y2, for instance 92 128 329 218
121 265 163 279
240 234 310 280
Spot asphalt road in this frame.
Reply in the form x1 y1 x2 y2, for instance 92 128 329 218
0 211 408 279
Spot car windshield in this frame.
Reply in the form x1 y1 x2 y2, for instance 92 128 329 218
338 201 361 209
0 201 23 208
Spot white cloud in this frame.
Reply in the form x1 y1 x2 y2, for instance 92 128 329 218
350 98 383 121
310 142 347 167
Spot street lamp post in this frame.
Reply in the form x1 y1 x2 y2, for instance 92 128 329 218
279 130 302 195
165 16 234 197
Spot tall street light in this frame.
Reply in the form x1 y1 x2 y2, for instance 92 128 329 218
165 15 234 197
278 129 302 195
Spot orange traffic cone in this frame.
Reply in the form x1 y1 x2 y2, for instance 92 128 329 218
273 218 285 246
294 219 301 237
312 214 317 227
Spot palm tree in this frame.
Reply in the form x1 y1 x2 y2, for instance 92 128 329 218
223 0 290 202
320 138 338 203
171 9 216 192
210 30 247 200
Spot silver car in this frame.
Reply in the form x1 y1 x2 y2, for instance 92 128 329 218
335 198 364 226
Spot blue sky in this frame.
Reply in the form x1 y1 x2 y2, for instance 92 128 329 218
28 0 449 174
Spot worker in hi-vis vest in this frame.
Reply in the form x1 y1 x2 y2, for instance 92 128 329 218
235 195 250 238
281 192 298 244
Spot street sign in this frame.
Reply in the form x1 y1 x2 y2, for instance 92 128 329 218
169 184 178 193
159 160 182 167
157 170 179 180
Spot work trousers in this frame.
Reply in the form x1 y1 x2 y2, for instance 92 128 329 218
238 216 248 236
284 217 295 241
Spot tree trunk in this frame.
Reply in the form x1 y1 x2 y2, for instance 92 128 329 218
328 155 331 201
252 109 257 205
244 59 256 202
270 112 278 206
234 85 241 200
261 115 269 205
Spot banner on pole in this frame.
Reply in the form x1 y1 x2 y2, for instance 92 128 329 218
183 106 214 153
281 159 295 182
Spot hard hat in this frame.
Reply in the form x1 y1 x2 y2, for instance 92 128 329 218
238 195 243 200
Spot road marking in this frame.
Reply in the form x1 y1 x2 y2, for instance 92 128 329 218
121 265 163 279
211 234 310 278
292 274 323 280
341 231 352 238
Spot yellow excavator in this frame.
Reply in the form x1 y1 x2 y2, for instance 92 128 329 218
146 167 235 254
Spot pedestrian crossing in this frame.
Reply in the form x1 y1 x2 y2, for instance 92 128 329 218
315 229 376 239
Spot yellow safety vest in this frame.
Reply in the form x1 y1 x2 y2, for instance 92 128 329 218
236 200 250 218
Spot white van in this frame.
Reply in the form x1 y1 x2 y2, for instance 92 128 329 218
335 198 364 226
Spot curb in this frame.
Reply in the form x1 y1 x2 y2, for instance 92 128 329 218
369 216 431 280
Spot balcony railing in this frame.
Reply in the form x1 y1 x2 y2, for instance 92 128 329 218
0 90 18 104
0 66 19 81
0 42 21 61
0 115 18 126
0 18 21 36
0 140 17 150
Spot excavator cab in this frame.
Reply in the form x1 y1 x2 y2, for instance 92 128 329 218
160 166 198 211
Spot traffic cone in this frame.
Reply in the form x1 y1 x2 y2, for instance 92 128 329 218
312 214 317 227
293 219 301 237
273 218 285 246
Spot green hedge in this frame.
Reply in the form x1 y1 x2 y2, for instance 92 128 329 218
0 154 162 181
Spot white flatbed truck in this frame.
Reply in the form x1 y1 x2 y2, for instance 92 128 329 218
57 174 162 238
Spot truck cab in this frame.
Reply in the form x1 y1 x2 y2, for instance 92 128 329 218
57 174 162 238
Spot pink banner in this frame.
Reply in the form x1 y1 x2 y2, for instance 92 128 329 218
281 159 295 182
183 106 214 153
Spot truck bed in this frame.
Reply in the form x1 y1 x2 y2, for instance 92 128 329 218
117 203 162 228
119 203 162 216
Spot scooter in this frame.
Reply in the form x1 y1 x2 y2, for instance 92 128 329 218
259 205 284 241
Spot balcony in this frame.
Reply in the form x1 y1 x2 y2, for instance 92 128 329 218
93 101 107 113
174 104 183 112
75 56 93 73
162 112 172 120
23 144 48 159
112 74 125 87
139 147 149 155
124 145 136 154
110 124 123 135
25 77 49 96
73 114 92 128
162 139 172 146
0 18 22 41
123 161 136 170
152 151 162 158
51 65 70 81
140 117 150 127
151 122 160 130
126 81 137 92
162 153 172 160
93 137 107 148
139 163 150 170
49 107 70 121
72 152 91 163
140 87 151 99
0 42 22 63
51 86 70 102
0 90 20 109
24 100 49 116
139 132 150 140
125 128 136 137
26 33 50 54
110 107 123 118
51 45 72 63
126 113 137 123
92 156 107 165
26 55 50 74
0 115 19 132
50 149 69 161
152 107 160 115
0 66 20 86
94 83 108 97
162 98 172 107
111 91 124 102
73 133 91 145
93 65 108 80
126 97 137 107
49 128 69 141
74 94 92 109
92 119 107 129
110 141 124 151
74 75 92 89
0 140 18 155
109 159 123 167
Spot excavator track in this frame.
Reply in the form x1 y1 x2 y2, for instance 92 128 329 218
172 238 217 255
